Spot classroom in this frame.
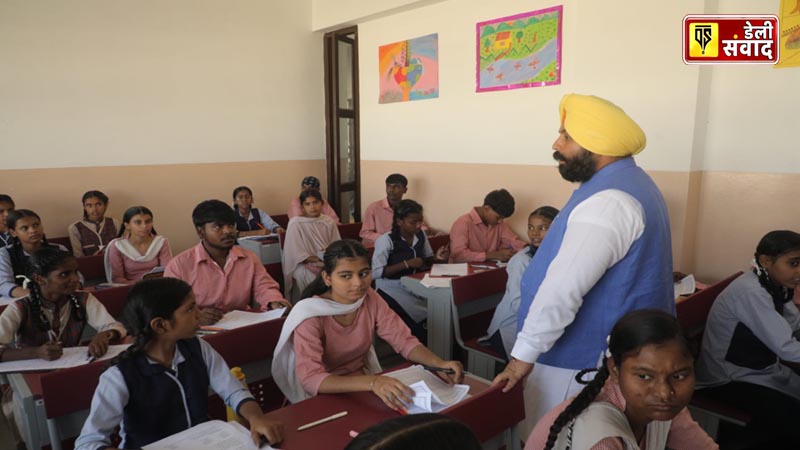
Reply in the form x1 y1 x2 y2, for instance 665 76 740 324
1 0 798 449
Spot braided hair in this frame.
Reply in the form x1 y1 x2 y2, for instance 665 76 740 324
542 309 691 450
6 209 51 283
527 206 559 257
343 413 481 450
81 190 109 220
753 230 800 315
112 277 192 365
300 239 370 300
390 199 423 243
27 247 85 333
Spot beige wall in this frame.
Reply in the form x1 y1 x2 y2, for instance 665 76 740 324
2 160 326 254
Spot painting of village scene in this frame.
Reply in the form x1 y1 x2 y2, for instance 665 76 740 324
379 33 439 103
476 6 562 92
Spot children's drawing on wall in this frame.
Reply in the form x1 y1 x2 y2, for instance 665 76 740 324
476 5 563 92
777 0 800 68
378 33 439 103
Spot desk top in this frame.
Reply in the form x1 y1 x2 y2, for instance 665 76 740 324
405 262 506 281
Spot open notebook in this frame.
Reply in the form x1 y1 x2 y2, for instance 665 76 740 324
201 308 286 332
142 420 276 450
384 365 470 414
0 344 130 373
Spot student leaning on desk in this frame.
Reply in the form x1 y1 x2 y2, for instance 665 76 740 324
75 277 284 450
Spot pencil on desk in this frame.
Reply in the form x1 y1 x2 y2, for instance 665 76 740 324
297 410 348 431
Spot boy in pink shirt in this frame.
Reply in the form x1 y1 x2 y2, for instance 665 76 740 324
449 189 527 263
164 200 289 325
360 173 432 247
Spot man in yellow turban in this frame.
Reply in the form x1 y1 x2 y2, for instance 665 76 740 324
494 94 675 438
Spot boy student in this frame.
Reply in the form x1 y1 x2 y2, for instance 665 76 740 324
360 173 430 247
287 176 341 223
164 200 289 325
449 189 527 263
0 195 14 247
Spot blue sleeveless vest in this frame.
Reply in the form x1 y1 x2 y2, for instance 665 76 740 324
117 338 210 449
517 158 674 369
235 208 262 232
385 230 428 279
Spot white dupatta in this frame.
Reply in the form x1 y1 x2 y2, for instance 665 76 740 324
103 236 166 283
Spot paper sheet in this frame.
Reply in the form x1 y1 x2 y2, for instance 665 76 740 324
420 274 451 288
674 274 696 297
430 263 468 277
206 309 286 331
385 365 469 413
142 420 275 450
0 344 130 373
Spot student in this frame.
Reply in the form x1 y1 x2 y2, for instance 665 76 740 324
360 174 430 247
449 189 527 263
272 240 463 408
232 186 285 236
0 210 69 299
286 176 341 223
68 190 119 257
74 277 284 450
527 309 717 450
481 206 559 360
104 206 173 284
0 247 125 362
695 230 800 445
343 413 482 450
372 199 448 342
282 189 341 302
0 194 15 248
164 200 288 325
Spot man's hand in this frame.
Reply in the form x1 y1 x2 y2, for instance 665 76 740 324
492 358 533 392
198 307 225 325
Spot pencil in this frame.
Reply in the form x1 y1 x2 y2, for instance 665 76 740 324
421 364 456 375
297 411 348 431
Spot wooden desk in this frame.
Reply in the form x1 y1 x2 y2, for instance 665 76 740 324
263 371 524 450
401 264 507 360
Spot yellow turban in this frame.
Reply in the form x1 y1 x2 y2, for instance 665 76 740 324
559 94 646 157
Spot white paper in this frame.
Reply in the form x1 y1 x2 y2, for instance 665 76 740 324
430 263 468 277
385 365 469 414
420 274 451 288
0 344 130 373
674 274 696 297
148 266 165 274
207 309 286 330
142 420 275 450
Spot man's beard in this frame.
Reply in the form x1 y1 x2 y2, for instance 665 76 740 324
553 150 597 183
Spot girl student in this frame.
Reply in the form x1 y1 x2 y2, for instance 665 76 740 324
0 247 125 362
526 309 717 450
0 209 69 299
74 277 284 450
232 186 285 236
371 199 449 342
343 413 481 450
104 206 173 284
481 206 559 360
0 194 15 247
272 239 463 411
282 189 341 302
286 176 341 223
695 230 800 445
67 190 119 257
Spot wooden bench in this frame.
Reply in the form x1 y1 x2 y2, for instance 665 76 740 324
270 213 289 230
428 234 450 254
337 222 362 241
76 254 105 286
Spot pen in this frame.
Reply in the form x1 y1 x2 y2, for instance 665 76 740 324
349 430 359 438
86 353 96 363
421 364 456 375
297 411 348 431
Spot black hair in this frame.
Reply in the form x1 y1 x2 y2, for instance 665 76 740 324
81 190 109 220
299 188 323 204
6 209 51 280
753 230 800 314
232 186 254 208
114 277 193 365
300 239 371 300
390 199 423 239
385 173 408 187
542 309 691 450
117 206 158 238
527 206 560 257
483 189 515 218
27 247 84 332
343 413 481 450
0 194 14 206
191 199 236 228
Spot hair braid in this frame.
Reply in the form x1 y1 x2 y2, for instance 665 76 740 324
27 282 51 332
542 365 610 450
754 266 789 314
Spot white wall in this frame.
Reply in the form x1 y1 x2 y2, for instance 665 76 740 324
312 0 446 32
0 0 325 169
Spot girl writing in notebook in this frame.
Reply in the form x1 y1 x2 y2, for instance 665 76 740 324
282 189 341 302
527 309 716 450
0 247 125 362
371 199 449 342
75 277 284 450
105 206 173 284
272 239 463 412
0 209 70 299
232 186 285 236
68 190 119 257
